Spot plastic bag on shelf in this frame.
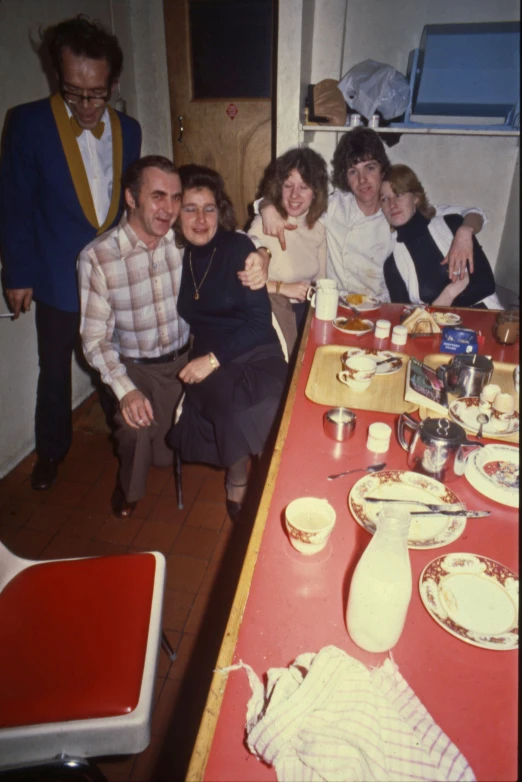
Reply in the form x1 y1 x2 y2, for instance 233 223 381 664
338 59 410 120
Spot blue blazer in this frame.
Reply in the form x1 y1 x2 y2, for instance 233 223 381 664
0 95 141 312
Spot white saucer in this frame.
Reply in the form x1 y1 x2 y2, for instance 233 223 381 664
465 443 519 508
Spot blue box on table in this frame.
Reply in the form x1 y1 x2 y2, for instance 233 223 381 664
440 326 478 354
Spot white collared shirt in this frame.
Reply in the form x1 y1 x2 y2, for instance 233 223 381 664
64 102 113 226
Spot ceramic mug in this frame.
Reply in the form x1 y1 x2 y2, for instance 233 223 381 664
285 497 336 555
338 355 377 392
307 279 338 321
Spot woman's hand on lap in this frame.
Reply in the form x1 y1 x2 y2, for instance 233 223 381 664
179 355 219 385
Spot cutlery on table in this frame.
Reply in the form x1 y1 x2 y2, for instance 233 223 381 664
364 498 466 511
375 357 402 367
410 510 491 518
327 462 386 481
476 413 489 440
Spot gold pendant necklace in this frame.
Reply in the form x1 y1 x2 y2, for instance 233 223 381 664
189 247 216 300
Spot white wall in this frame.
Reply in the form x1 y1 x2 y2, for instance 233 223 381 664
0 0 172 476
278 0 520 276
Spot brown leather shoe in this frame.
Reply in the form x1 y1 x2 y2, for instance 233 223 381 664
31 459 59 491
111 485 137 518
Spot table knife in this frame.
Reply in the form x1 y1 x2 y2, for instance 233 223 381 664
410 510 490 518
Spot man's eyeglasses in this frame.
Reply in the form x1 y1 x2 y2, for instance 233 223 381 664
62 90 109 107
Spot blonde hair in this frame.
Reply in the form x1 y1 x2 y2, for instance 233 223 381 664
381 164 435 220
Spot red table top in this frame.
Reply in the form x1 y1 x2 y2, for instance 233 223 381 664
194 305 519 782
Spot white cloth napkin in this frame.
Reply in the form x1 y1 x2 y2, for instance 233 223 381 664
221 645 475 782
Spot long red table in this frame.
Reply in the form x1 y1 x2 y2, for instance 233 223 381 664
188 304 519 781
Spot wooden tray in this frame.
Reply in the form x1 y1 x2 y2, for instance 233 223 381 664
419 354 519 444
305 345 418 413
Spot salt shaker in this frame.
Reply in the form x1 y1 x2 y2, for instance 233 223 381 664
375 319 391 339
366 422 392 453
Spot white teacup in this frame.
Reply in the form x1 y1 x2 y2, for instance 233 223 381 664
338 355 377 392
307 279 338 321
285 497 336 555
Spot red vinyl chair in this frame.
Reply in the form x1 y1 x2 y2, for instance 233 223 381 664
0 542 171 781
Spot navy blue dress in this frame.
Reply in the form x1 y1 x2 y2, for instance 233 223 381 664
168 229 287 467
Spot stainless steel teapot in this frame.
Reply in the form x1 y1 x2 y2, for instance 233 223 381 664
397 414 483 482
436 354 493 398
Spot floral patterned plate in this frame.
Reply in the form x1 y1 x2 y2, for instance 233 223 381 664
419 553 519 650
341 348 403 375
339 294 381 312
449 397 519 437
465 444 519 508
332 317 374 336
432 311 462 326
348 470 466 549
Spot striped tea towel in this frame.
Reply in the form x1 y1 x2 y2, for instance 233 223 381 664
221 645 475 781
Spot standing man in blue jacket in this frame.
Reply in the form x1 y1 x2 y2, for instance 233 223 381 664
0 16 142 490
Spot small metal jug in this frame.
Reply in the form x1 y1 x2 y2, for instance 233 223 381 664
397 414 483 482
436 354 493 398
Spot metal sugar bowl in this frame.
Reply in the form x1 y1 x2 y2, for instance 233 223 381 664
397 414 483 482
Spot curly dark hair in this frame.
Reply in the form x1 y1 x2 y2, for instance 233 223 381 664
40 15 124 86
331 127 390 193
381 164 436 221
175 165 236 246
258 147 328 228
122 156 179 210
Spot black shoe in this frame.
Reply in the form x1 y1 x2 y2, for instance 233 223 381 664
31 458 59 491
111 485 137 518
226 498 243 521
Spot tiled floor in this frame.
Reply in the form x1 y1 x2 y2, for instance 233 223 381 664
0 394 259 781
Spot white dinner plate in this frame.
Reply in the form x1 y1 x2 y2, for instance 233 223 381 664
348 470 466 549
449 397 519 437
419 553 518 650
339 294 381 312
332 317 374 336
465 444 519 508
341 348 403 375
433 311 462 326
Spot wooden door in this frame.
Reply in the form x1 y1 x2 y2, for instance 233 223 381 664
163 0 274 229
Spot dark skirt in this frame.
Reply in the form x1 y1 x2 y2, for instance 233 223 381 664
167 343 287 468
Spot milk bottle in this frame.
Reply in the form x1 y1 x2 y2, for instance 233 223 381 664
346 508 412 652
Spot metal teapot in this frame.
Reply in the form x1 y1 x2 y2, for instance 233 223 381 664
397 414 483 482
436 354 493 399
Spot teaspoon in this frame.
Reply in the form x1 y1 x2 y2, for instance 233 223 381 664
327 462 386 481
476 413 489 440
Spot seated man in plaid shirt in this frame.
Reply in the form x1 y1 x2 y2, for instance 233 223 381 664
78 155 268 518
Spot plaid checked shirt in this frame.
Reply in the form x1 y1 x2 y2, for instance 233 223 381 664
78 215 189 400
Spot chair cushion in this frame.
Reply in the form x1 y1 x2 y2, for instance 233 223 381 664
0 553 156 728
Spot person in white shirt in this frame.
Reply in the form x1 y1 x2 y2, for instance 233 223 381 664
258 128 485 300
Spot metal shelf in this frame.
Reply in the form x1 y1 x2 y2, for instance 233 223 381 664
300 123 520 137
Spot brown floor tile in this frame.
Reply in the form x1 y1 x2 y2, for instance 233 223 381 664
11 453 35 475
132 492 163 520
151 677 183 738
95 516 143 547
24 503 72 534
171 524 221 561
58 457 106 484
60 507 109 540
147 493 189 524
42 479 91 508
184 592 211 636
185 499 227 531
0 468 31 489
167 632 198 681
161 472 203 505
197 558 222 597
96 755 136 782
197 473 227 502
0 497 40 530
131 519 182 555
84 540 131 558
81 481 115 514
165 554 207 594
40 533 94 560
2 527 56 560
129 733 164 782
162 588 195 633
